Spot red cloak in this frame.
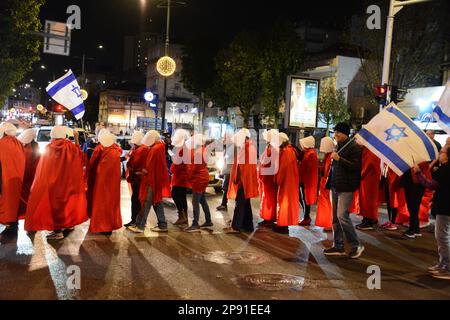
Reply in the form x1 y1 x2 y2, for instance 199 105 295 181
126 145 150 185
170 146 192 189
275 144 300 226
315 153 332 228
228 140 258 200
18 142 40 218
139 141 171 205
0 136 25 224
359 147 381 221
298 148 318 205
259 145 278 221
88 144 123 233
25 139 88 231
189 146 209 193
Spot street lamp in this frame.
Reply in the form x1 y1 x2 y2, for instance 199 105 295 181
155 0 187 132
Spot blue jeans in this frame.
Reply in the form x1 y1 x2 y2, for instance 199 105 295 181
331 190 360 249
435 215 450 270
136 187 167 230
192 192 211 226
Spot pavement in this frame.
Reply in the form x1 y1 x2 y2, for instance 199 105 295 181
0 181 449 300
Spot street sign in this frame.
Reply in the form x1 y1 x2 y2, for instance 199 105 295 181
43 20 71 56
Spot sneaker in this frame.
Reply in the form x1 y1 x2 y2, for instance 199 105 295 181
356 221 375 231
216 205 228 211
414 232 423 237
46 231 64 240
173 217 188 226
299 218 311 226
200 222 214 230
128 226 144 233
403 229 416 239
151 226 168 233
382 221 398 231
124 221 135 227
348 245 365 259
431 270 450 280
323 247 346 256
185 224 201 233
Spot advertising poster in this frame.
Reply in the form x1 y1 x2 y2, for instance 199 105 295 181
285 77 319 128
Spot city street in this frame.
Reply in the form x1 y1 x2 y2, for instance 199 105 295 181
0 181 449 300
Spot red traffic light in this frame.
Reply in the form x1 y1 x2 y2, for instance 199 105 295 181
375 85 387 95
55 104 63 112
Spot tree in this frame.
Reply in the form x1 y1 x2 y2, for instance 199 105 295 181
350 0 445 103
215 32 262 127
0 0 45 103
318 83 350 131
259 21 303 125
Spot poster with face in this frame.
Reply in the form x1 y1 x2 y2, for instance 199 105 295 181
285 77 319 128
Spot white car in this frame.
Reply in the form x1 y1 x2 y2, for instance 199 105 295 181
35 126 87 154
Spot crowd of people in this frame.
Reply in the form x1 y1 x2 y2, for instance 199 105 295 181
0 121 449 281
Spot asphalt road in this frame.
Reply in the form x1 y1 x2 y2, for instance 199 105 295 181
0 181 449 300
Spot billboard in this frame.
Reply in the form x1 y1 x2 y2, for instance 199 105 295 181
285 76 319 128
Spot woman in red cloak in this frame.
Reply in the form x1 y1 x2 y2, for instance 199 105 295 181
0 122 25 235
17 128 41 219
355 146 381 230
258 129 279 226
185 134 213 232
315 137 335 230
129 130 171 233
298 136 319 226
224 129 258 233
25 126 88 240
87 130 123 235
273 133 300 233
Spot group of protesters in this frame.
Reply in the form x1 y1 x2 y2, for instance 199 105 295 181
0 120 449 280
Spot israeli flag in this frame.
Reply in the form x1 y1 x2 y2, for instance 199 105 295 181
433 80 450 134
46 70 85 120
356 103 438 176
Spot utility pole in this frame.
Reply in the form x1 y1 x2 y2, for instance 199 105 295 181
380 0 433 110
161 0 171 132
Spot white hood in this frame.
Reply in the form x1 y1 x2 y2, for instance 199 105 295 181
0 122 17 138
300 136 315 149
320 137 335 153
50 126 69 139
17 128 36 144
172 129 190 148
98 129 117 148
130 131 144 145
233 128 251 147
142 130 160 147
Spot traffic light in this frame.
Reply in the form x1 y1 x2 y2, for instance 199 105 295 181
390 86 407 104
375 84 388 106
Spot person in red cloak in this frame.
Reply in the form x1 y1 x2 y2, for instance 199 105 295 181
298 136 319 226
258 129 279 227
185 133 213 232
273 133 300 233
124 130 147 227
170 129 191 226
87 130 123 235
128 130 171 233
25 126 88 240
355 146 381 230
17 128 40 220
315 137 335 231
0 122 25 236
224 129 259 233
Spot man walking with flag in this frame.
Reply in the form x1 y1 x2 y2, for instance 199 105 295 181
324 123 364 259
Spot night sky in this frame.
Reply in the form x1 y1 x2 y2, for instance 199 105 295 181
32 0 362 86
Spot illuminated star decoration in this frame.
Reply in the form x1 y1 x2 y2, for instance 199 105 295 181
385 124 408 142
71 84 82 98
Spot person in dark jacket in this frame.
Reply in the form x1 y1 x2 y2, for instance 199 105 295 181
414 147 450 280
324 123 364 259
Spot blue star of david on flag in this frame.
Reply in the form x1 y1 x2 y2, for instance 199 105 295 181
71 84 82 98
385 124 408 142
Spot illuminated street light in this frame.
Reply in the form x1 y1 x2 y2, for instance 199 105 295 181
41 65 46 69
144 91 154 102
156 56 176 77
98 44 104 49
80 89 89 101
